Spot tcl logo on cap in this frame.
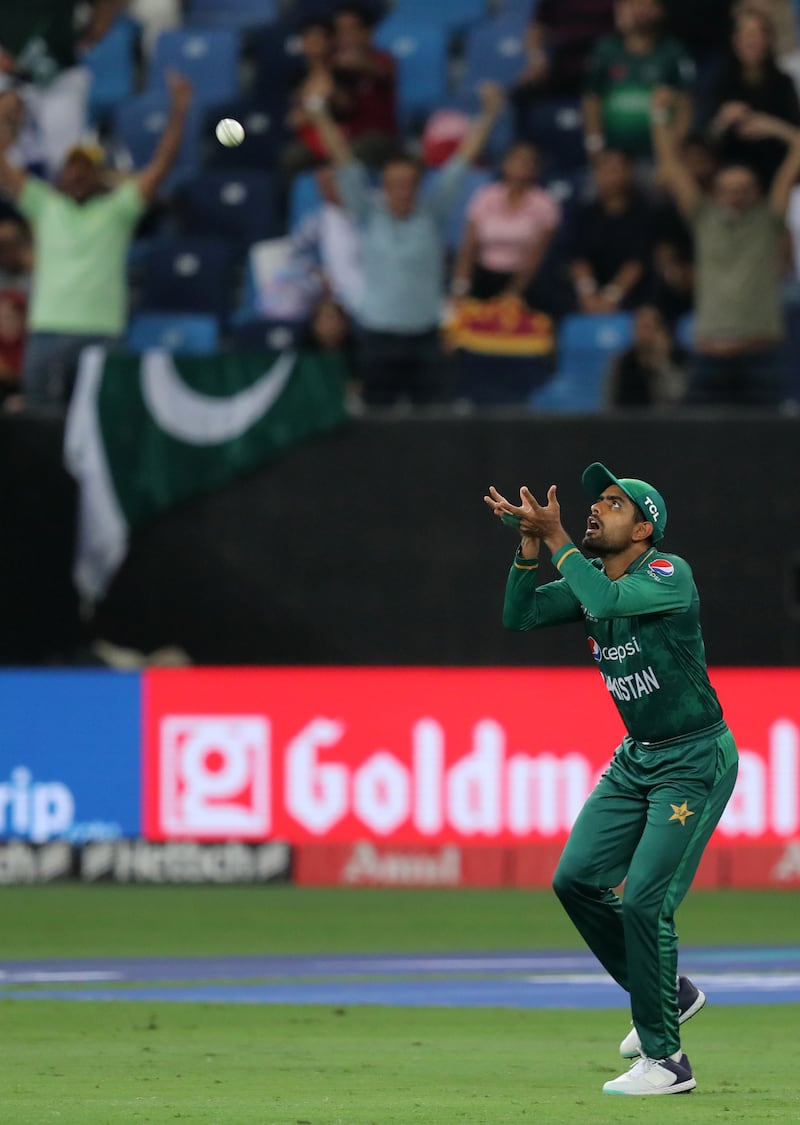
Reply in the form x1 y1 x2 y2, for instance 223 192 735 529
648 559 674 579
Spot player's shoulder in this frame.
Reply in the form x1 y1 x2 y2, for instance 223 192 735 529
641 550 693 583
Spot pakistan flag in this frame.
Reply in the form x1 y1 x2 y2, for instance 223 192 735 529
65 347 348 601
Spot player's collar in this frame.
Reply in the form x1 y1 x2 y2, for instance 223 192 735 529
626 546 658 575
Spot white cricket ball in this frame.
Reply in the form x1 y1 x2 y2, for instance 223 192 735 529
215 118 245 147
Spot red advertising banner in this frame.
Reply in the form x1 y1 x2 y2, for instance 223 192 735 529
143 668 800 860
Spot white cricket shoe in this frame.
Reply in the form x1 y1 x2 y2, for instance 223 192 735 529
603 1053 696 1096
619 975 706 1058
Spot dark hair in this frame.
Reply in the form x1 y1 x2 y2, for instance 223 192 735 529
631 502 655 543
597 147 631 165
299 15 334 35
381 152 422 175
728 7 781 79
334 3 379 28
682 131 717 157
504 141 538 160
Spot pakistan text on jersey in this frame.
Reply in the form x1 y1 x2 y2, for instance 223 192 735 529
605 666 661 701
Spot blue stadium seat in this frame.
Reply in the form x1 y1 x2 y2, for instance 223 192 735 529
676 313 694 350
460 14 528 90
184 0 278 31
296 0 388 18
289 171 322 231
204 96 287 170
249 19 305 95
233 319 306 350
518 99 586 171
182 169 280 244
127 312 220 354
374 20 448 123
114 92 203 190
543 169 588 248
497 0 536 15
422 165 493 253
148 29 240 108
140 238 237 316
457 352 554 405
529 313 634 412
389 0 488 33
82 15 138 120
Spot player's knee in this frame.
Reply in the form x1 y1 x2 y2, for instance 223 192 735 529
552 857 582 901
621 884 654 923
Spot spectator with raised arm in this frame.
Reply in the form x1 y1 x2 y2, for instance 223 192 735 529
511 0 616 138
708 7 800 189
450 142 561 308
283 17 342 178
653 86 800 405
332 4 398 166
584 0 694 163
0 72 193 408
306 83 505 406
570 148 653 313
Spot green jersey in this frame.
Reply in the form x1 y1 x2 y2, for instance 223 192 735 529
503 542 723 743
0 1 82 85
585 34 694 157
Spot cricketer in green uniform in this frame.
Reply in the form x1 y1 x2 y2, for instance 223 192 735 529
485 463 738 1096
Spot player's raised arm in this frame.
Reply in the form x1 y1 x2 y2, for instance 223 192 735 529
485 485 584 629
651 87 700 219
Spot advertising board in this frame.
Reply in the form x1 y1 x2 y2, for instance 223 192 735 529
0 671 141 842
143 667 800 855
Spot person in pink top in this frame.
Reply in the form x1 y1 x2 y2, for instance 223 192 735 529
451 142 561 307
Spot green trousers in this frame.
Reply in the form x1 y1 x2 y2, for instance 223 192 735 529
552 720 738 1060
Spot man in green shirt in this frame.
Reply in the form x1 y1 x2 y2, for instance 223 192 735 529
485 463 738 1096
0 71 192 407
584 0 693 159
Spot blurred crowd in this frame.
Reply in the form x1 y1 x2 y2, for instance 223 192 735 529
2 0 800 411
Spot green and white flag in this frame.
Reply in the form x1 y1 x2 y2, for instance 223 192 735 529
64 346 347 601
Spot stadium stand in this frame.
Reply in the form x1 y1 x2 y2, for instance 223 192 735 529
8 0 800 412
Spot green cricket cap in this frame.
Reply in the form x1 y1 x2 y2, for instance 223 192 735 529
582 462 667 542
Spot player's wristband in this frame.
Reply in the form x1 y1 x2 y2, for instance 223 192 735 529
501 512 522 529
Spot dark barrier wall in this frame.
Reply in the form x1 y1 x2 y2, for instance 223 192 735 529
2 412 800 665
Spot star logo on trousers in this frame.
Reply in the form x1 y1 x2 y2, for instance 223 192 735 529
669 801 695 826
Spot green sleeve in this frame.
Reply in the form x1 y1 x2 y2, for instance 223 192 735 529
551 544 693 619
17 176 55 223
585 37 612 95
109 178 147 222
503 554 584 631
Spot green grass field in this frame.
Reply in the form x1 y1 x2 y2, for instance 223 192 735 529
1 888 798 1124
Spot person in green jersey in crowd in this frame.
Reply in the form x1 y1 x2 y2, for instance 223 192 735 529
485 463 738 1096
584 0 694 160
